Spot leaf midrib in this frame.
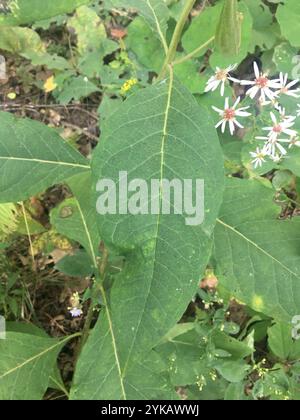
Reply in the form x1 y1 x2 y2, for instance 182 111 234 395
0 335 73 380
145 0 168 54
0 156 90 169
122 70 175 378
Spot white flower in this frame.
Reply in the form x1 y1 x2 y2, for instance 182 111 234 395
289 135 300 148
260 99 280 108
277 106 296 123
205 64 238 96
276 72 300 98
240 62 280 102
271 153 283 163
262 112 297 141
250 147 267 168
69 307 83 318
256 135 290 157
212 97 251 135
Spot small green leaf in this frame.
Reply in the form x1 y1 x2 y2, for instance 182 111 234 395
56 76 100 104
273 42 299 73
213 359 250 383
268 323 300 361
55 250 95 277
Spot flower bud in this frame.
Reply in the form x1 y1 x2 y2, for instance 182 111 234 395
215 0 243 56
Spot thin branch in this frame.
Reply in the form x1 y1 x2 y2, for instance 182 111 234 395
158 0 197 79
21 202 36 272
173 36 215 66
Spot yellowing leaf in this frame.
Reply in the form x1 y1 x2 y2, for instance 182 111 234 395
7 92 17 100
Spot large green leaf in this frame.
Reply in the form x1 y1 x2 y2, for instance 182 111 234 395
71 75 224 399
214 178 300 323
0 332 73 400
0 0 92 26
0 26 44 54
0 112 90 203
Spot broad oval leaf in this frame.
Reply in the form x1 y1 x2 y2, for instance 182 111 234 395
0 332 72 400
214 177 300 323
0 112 90 203
71 75 224 399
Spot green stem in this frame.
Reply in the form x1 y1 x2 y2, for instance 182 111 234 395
173 36 215 66
158 0 197 79
21 202 36 272
74 247 109 360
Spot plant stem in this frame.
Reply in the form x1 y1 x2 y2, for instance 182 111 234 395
173 36 215 65
159 0 197 79
21 202 36 272
74 247 109 360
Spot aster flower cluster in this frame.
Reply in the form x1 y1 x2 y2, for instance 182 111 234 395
206 62 300 169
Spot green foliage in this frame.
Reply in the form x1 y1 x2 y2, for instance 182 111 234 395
0 25 44 54
215 0 242 56
0 112 90 203
215 178 300 322
0 203 18 239
105 0 169 50
277 0 300 47
0 332 76 400
51 172 100 267
0 0 92 25
70 75 224 399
